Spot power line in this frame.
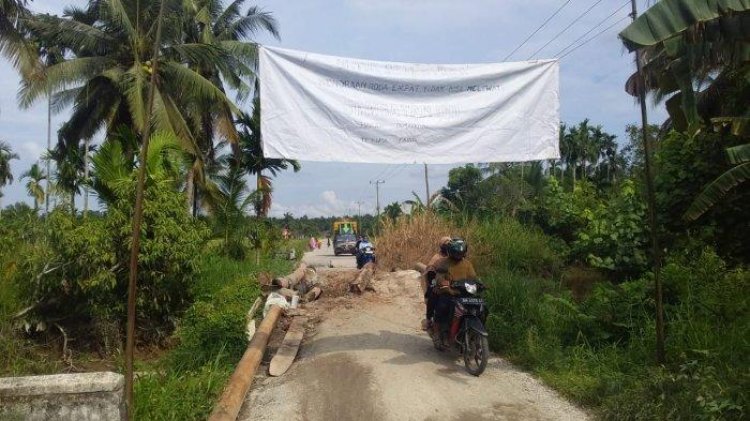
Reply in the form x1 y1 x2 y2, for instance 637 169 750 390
502 0 573 61
553 0 630 57
527 0 606 59
559 15 630 59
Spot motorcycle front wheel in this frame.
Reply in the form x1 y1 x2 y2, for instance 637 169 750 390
463 329 489 376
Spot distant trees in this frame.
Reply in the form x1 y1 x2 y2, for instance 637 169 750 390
383 202 403 221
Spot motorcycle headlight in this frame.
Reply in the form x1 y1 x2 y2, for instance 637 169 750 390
465 282 477 295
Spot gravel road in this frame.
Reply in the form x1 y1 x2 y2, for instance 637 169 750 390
239 249 589 421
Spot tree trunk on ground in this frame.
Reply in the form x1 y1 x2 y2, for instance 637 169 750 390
350 263 375 294
273 263 308 289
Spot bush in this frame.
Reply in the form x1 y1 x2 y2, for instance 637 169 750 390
471 218 563 278
12 181 209 344
482 246 748 420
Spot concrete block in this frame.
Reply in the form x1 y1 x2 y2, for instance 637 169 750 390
0 372 125 421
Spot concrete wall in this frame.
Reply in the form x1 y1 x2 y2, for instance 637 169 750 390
0 372 125 421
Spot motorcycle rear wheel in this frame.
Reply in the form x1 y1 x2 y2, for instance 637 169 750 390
463 329 489 376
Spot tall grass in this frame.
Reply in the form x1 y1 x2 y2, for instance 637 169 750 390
376 212 469 269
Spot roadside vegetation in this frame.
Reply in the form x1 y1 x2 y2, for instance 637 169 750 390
0 0 308 418
1 0 748 420
377 3 749 418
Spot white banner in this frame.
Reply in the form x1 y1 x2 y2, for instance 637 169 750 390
259 46 559 164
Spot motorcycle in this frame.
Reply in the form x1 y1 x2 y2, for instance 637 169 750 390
429 279 489 376
356 245 376 269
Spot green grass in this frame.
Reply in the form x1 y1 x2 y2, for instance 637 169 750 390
134 249 298 420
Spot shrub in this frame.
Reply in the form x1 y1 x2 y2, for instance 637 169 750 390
13 181 209 344
471 218 563 278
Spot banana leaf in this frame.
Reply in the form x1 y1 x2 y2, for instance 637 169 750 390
619 0 750 51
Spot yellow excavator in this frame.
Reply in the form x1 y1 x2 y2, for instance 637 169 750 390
332 219 358 255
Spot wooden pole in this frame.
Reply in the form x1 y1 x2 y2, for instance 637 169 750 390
630 0 665 363
124 0 168 416
272 262 307 289
209 305 284 421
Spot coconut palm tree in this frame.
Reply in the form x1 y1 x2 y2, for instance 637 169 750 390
0 0 38 75
237 98 300 217
168 0 280 214
0 141 20 213
21 162 46 211
19 0 238 177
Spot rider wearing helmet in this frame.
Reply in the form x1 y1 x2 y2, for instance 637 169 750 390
431 238 477 343
421 236 452 330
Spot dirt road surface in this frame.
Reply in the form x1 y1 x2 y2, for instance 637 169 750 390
239 249 588 421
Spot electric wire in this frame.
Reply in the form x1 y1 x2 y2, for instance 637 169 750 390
527 0 606 59
553 0 630 57
502 0 573 61
559 15 630 59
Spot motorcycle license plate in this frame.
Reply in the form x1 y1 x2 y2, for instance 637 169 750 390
459 297 484 305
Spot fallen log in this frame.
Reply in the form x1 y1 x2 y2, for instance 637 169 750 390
272 263 308 289
303 287 322 302
350 263 376 294
209 305 283 421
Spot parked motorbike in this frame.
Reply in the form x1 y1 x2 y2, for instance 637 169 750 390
356 245 376 269
429 279 489 376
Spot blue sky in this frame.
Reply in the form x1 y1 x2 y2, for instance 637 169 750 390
0 0 666 216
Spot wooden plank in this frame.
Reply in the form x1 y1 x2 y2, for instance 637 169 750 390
268 316 308 377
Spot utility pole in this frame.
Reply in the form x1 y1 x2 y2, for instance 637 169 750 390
630 0 665 364
355 200 364 229
424 163 430 207
370 180 385 217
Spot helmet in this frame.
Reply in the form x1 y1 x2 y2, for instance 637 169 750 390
446 238 468 260
438 236 452 254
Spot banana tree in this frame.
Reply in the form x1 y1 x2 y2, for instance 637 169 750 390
619 0 750 220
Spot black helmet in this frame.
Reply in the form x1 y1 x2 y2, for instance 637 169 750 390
446 238 468 260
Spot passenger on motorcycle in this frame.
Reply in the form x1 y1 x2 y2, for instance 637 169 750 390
421 236 452 331
430 238 477 347
356 237 373 268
